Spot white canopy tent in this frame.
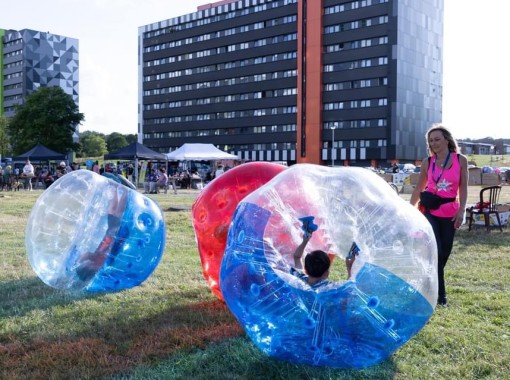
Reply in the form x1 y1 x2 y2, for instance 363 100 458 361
166 143 239 161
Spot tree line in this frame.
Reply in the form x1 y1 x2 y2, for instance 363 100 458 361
0 86 136 159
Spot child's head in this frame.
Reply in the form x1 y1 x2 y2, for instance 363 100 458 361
304 250 330 278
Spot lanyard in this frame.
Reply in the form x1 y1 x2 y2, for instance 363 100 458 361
432 151 451 184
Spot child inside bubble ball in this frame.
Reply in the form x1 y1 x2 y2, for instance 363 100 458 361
292 231 357 289
74 185 129 282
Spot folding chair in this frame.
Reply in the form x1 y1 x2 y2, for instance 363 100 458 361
466 185 503 232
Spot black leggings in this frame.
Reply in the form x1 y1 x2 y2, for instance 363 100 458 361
425 212 456 300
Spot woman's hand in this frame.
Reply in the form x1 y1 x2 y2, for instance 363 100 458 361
452 209 464 229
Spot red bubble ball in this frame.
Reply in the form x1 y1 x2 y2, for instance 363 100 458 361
192 162 287 300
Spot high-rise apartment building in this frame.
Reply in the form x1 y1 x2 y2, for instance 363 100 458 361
138 0 443 166
0 28 79 118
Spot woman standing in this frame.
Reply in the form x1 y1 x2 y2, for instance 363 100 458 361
410 125 468 307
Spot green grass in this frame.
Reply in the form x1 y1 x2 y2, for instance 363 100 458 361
1 186 509 379
467 154 510 168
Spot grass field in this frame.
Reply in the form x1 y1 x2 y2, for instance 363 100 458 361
467 154 510 168
1 183 509 379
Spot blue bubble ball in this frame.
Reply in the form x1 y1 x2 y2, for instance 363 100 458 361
26 170 165 292
220 164 437 368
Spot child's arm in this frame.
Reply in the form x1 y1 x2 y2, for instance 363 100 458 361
345 242 360 279
294 216 317 269
345 255 355 279
293 234 311 270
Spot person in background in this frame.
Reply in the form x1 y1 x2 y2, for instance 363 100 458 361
22 159 35 191
154 167 169 194
42 169 55 189
190 169 201 189
410 124 468 307
215 164 225 178
148 168 158 194
127 164 134 183
93 161 100 174
2 164 12 190
179 169 191 189
56 161 68 179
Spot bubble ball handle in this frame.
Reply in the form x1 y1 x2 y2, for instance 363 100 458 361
299 216 318 238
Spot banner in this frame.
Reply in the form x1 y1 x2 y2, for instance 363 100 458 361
139 161 148 186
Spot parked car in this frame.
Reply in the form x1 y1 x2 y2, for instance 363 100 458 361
384 163 416 174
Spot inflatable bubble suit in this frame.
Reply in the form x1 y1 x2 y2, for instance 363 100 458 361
192 162 287 300
26 170 165 292
220 164 438 368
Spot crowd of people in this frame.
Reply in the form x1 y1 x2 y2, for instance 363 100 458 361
0 160 74 191
0 156 236 193
142 165 207 194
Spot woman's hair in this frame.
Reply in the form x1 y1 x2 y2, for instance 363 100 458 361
426 124 458 154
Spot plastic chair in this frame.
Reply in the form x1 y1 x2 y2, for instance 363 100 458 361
466 185 503 232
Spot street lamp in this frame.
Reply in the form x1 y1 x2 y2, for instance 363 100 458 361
331 122 338 167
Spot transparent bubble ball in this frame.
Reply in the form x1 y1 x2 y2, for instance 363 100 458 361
26 170 165 292
220 164 437 368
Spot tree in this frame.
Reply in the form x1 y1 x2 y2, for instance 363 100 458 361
79 132 108 157
125 134 137 145
0 116 11 158
7 86 84 155
106 132 128 153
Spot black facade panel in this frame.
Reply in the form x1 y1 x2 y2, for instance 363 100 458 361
322 65 389 84
324 2 390 24
323 44 390 64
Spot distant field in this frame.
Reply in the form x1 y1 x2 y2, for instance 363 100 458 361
466 154 510 168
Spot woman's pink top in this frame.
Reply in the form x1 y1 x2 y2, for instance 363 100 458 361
426 152 460 218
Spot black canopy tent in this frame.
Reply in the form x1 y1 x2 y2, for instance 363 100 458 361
12 143 67 162
104 142 168 187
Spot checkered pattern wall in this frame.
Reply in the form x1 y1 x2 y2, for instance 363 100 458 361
22 29 79 104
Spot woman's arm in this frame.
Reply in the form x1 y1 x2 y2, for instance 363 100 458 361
410 157 430 206
453 154 469 229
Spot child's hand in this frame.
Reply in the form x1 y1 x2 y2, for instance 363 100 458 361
347 241 360 259
299 216 318 238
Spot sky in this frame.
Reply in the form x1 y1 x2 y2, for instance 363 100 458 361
1 0 508 140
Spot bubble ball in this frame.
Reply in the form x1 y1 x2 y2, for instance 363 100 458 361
26 169 165 292
192 162 287 300
101 171 137 190
220 164 438 368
